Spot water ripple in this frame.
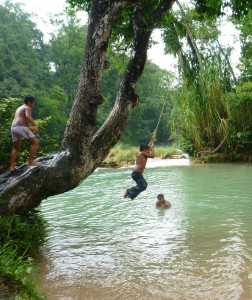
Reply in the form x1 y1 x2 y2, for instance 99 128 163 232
38 162 252 300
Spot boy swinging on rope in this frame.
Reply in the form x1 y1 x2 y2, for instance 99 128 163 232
124 131 156 200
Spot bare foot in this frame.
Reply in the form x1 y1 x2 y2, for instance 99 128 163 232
124 189 128 198
9 167 17 173
28 161 41 167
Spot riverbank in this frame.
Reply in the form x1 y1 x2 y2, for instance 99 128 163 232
101 146 252 168
100 145 186 168
0 211 47 300
191 151 252 164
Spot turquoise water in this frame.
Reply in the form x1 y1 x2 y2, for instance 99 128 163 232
38 160 252 300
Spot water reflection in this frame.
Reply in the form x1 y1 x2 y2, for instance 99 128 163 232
38 161 252 300
157 208 167 218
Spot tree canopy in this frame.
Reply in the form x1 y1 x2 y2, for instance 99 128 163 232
0 1 49 98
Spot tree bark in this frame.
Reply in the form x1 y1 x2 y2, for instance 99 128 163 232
0 0 174 216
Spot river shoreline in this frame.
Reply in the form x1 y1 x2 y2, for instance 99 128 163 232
100 151 252 168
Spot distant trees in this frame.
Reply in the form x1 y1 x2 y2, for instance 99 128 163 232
0 1 49 98
236 8 252 81
47 14 88 111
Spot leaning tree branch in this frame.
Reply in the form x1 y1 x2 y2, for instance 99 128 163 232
90 0 175 163
90 3 153 163
0 0 143 216
0 0 174 216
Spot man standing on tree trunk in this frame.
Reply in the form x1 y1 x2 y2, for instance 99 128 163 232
9 95 40 172
124 132 156 200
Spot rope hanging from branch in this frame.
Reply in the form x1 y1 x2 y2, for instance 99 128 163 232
154 98 167 134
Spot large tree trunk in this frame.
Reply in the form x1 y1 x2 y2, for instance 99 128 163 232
0 0 174 216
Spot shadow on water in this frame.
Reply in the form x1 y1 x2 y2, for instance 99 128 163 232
37 160 252 300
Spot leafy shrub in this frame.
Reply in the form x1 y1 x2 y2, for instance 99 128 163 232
0 210 48 299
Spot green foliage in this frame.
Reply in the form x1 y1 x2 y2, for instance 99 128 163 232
164 2 251 157
0 97 54 172
66 0 92 12
225 81 252 152
194 0 252 19
37 86 69 148
163 3 222 88
0 97 20 172
98 53 174 146
105 144 138 165
171 68 252 156
162 15 184 57
0 243 46 299
0 2 63 171
235 9 252 80
97 68 122 127
0 210 48 299
0 210 47 256
229 0 252 18
0 1 49 99
154 145 182 158
109 6 134 52
171 67 224 154
47 14 88 110
120 62 174 145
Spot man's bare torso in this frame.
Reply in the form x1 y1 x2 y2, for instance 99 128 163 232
12 104 31 126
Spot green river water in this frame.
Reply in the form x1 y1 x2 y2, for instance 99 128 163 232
38 160 252 300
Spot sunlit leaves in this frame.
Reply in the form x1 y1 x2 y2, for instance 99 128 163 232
194 0 252 19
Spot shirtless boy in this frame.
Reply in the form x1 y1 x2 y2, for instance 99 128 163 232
10 95 40 172
124 132 156 200
156 194 171 208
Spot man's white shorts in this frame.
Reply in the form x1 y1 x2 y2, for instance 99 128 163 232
11 125 35 142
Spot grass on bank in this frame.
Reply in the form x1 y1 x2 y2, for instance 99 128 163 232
102 144 183 167
0 210 48 300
